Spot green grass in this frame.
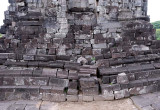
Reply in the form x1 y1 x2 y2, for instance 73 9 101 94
0 34 2 38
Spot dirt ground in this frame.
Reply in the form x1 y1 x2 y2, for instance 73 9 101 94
41 99 138 110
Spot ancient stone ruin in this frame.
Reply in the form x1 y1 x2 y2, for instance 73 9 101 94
0 0 160 102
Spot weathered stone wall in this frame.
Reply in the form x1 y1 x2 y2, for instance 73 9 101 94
0 0 160 102
0 0 154 64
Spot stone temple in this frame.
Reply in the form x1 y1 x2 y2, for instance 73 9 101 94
0 0 159 102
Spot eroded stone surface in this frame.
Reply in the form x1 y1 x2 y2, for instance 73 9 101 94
0 0 159 102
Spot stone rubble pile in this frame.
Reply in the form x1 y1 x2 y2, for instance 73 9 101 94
0 0 160 102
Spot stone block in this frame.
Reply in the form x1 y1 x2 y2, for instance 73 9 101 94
3 77 15 86
82 85 99 95
67 89 78 95
93 95 106 101
92 43 107 49
35 55 56 61
48 62 64 68
29 77 48 86
66 95 78 102
112 52 126 59
51 87 65 94
0 92 5 101
0 86 15 92
127 73 135 81
129 86 148 95
41 93 51 101
48 48 56 55
79 77 97 88
64 63 81 70
28 86 41 100
49 78 69 87
117 73 129 84
40 86 52 93
56 55 70 61
112 84 121 91
96 59 110 67
14 77 28 86
57 69 69 79
102 76 110 84
32 68 43 76
82 95 94 102
28 62 39 67
50 94 66 102
42 68 57 77
0 77 3 86
68 70 78 80
114 89 130 99
101 84 115 100
68 81 78 89
129 80 144 88
23 55 34 61
99 68 119 75
14 86 30 100
21 68 33 76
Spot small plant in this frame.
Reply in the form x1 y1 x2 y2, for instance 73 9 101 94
64 88 68 93
0 34 2 38
91 57 96 61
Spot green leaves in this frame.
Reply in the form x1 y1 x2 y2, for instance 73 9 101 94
156 29 160 40
152 21 160 29
91 57 95 61
152 21 160 40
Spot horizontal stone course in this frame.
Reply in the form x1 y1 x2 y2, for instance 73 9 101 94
0 0 159 102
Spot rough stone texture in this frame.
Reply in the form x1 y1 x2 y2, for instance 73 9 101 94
131 92 160 110
0 0 159 102
117 73 129 84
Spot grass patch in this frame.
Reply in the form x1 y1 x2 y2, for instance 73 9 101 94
0 34 2 38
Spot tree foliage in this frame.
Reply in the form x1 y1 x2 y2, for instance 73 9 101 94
152 21 160 29
152 21 160 40
156 29 160 40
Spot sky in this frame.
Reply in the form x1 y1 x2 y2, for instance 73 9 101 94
0 0 159 26
148 0 160 22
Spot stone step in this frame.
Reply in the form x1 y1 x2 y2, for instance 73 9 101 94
0 76 160 101
97 54 160 67
0 76 70 87
4 61 82 70
100 65 160 84
0 85 67 101
101 77 160 100
99 63 156 75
